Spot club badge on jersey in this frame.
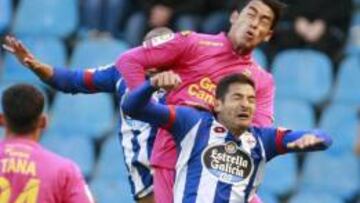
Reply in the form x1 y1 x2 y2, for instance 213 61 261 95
143 33 175 48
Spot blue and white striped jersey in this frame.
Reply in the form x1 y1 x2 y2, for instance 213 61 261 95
122 81 332 203
172 111 276 203
48 64 162 199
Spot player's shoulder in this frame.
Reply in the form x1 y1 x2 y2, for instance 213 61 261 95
251 126 276 137
39 147 77 170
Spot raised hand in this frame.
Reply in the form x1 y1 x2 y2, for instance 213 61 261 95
2 35 53 80
150 70 182 91
3 35 35 67
287 134 326 150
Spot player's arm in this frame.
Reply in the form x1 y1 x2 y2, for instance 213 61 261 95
116 32 194 90
259 128 332 161
61 162 95 203
122 71 200 143
47 65 119 93
3 36 119 93
252 73 275 127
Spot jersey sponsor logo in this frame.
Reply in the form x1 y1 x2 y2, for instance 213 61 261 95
143 33 175 48
198 40 224 47
188 77 216 106
202 141 253 185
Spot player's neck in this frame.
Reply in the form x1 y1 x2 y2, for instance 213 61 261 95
229 127 247 138
5 129 40 142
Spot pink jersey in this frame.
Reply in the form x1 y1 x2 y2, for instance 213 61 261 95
116 32 275 168
0 138 94 203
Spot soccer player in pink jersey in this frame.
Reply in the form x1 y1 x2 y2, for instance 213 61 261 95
0 84 94 203
116 0 286 202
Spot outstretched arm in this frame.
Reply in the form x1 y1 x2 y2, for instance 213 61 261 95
3 36 119 94
260 128 332 161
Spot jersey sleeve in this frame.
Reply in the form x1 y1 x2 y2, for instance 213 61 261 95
258 128 332 161
46 64 120 94
252 73 275 127
61 162 94 203
116 32 195 90
121 80 201 144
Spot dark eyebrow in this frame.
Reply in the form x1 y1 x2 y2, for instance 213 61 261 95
248 6 258 13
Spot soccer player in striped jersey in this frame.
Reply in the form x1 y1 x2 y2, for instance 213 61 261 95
0 84 94 203
122 72 332 203
2 29 172 203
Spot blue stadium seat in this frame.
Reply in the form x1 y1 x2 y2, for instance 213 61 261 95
91 135 134 203
90 179 134 203
257 190 279 203
2 37 66 84
41 133 95 177
319 104 358 155
95 134 128 181
12 0 78 37
261 154 297 196
345 11 360 54
299 152 360 200
333 56 360 104
47 92 115 139
272 49 333 104
0 0 12 34
252 48 268 69
69 38 129 69
289 191 344 203
274 99 315 130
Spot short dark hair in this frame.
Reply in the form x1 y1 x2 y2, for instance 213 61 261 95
2 84 45 134
239 0 287 29
215 73 256 101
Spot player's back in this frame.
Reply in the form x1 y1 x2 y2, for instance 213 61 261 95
0 138 93 203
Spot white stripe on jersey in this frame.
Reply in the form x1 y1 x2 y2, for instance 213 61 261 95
195 120 227 202
119 108 145 193
248 138 266 200
174 121 202 203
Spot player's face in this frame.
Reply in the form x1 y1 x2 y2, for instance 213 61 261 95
228 0 274 53
215 83 256 133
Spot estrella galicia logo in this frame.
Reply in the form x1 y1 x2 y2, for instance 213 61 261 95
202 141 253 185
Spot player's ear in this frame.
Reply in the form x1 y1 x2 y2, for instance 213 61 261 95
0 114 5 126
38 114 48 129
230 10 240 24
263 30 273 42
214 99 222 113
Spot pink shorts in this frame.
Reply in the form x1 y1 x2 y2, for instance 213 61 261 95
153 166 175 203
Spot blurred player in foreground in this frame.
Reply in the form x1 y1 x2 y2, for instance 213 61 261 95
122 72 332 202
0 84 94 203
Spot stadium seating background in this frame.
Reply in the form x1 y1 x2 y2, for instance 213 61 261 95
0 0 360 202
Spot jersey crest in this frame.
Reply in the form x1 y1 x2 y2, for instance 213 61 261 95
143 33 175 48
